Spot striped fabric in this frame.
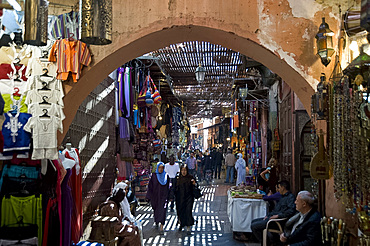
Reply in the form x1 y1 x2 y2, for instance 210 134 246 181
48 12 80 40
49 39 91 82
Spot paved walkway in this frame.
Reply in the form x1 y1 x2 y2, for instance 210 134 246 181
136 180 259 246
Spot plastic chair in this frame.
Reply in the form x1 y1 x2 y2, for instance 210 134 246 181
262 218 287 246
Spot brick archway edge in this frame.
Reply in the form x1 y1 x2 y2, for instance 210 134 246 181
59 25 315 143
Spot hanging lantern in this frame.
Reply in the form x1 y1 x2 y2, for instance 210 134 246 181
24 0 48 46
315 18 335 67
80 0 112 45
195 64 206 83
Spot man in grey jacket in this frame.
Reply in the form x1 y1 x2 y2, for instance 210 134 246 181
224 149 236 183
250 180 296 242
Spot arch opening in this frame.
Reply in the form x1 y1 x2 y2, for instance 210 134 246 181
60 25 315 142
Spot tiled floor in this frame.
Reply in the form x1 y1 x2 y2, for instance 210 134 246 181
137 180 260 246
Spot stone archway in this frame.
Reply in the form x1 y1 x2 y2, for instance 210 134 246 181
59 0 343 142
61 25 316 141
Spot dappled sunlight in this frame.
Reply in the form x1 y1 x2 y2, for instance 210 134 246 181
138 183 247 246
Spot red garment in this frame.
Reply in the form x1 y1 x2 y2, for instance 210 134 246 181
42 198 57 246
65 149 82 243
0 63 28 81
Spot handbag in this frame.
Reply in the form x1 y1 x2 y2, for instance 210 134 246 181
145 77 154 106
193 183 203 199
137 79 148 108
151 79 162 104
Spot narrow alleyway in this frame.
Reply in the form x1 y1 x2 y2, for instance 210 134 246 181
137 181 259 246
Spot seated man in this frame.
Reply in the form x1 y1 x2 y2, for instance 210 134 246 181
279 191 321 246
263 183 282 211
251 180 296 243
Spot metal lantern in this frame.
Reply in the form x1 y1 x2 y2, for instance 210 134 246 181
195 64 206 83
239 86 248 102
315 18 335 67
80 0 112 45
24 0 48 46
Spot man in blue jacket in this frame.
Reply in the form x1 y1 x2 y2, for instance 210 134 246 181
251 180 296 242
279 191 321 246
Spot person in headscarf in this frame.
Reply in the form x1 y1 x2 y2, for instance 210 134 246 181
97 182 141 246
146 162 169 235
235 153 247 186
176 164 196 235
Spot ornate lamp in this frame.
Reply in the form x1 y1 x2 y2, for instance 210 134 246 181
80 0 112 45
315 18 335 66
195 64 206 83
239 86 248 106
24 0 48 46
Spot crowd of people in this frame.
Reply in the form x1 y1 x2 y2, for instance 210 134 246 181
95 148 322 245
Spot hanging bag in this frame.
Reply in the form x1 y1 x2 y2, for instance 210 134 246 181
145 77 154 106
193 183 203 199
150 79 162 104
137 77 148 108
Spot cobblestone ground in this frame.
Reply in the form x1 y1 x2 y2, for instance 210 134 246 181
136 180 259 246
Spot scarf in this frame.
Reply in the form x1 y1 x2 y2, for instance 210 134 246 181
156 162 168 185
111 182 134 221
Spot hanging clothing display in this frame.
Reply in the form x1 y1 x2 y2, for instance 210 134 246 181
61 169 73 246
2 94 28 113
0 63 28 81
1 195 43 245
63 148 82 244
49 39 91 82
0 46 31 65
24 115 63 160
26 75 64 95
28 103 65 120
2 112 32 152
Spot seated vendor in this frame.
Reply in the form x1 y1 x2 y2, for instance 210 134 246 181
251 180 296 243
98 182 141 246
279 191 321 246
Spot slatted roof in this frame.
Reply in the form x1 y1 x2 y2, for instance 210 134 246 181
148 41 267 119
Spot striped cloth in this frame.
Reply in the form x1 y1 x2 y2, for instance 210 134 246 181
49 39 91 82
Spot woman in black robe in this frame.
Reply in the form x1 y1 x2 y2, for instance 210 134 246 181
176 164 196 235
146 162 169 235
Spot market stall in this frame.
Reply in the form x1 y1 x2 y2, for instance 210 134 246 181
227 187 267 232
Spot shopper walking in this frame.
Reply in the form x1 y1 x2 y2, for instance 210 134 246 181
146 162 169 235
165 156 180 212
203 150 213 185
196 152 204 182
176 164 196 235
235 153 246 186
214 149 223 179
185 151 197 177
224 149 236 184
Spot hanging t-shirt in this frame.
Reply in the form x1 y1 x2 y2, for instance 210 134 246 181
0 46 31 65
26 75 64 96
0 63 28 81
28 103 65 120
2 112 32 152
25 89 64 107
25 58 58 77
24 115 63 149
48 39 91 82
0 79 28 95
2 94 28 113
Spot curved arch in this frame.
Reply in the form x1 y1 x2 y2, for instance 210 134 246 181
60 25 314 142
